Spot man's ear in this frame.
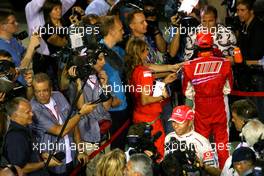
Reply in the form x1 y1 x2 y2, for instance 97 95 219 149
109 28 115 36
250 10 254 16
129 23 134 31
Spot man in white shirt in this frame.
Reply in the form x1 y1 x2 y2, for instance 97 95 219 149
30 73 96 175
164 105 219 168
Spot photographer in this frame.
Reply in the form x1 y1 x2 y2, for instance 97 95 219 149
143 1 167 54
0 50 35 161
0 10 40 86
127 9 166 64
0 50 35 100
168 0 201 60
30 73 96 175
61 47 113 175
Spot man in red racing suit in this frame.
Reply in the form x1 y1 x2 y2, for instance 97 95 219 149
182 33 233 169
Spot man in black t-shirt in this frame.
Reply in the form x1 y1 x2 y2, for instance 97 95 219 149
237 0 264 60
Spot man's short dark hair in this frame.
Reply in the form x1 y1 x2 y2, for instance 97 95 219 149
126 9 144 26
5 97 28 117
98 15 116 36
0 9 15 24
231 99 258 120
236 0 256 10
33 73 52 88
201 5 218 19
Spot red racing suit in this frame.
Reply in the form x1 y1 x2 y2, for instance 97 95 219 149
182 54 233 169
130 65 165 159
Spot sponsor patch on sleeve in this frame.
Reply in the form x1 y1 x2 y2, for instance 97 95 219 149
203 151 214 160
143 71 152 77
203 151 215 166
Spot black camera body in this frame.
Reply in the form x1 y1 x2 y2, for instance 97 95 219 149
52 41 107 80
13 31 28 41
0 60 25 101
126 123 162 160
164 137 202 175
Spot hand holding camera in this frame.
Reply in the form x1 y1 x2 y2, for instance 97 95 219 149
170 13 182 27
98 70 108 86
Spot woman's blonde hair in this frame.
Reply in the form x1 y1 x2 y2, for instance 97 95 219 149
125 38 148 82
96 149 126 176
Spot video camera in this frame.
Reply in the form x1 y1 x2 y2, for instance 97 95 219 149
0 60 25 101
126 123 162 160
52 44 108 80
164 137 202 175
51 7 106 80
166 0 200 28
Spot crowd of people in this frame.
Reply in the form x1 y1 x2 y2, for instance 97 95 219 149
0 0 264 175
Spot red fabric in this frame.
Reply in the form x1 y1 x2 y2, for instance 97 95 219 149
196 32 213 48
133 111 165 159
130 66 162 114
194 97 229 169
99 120 112 134
169 105 194 123
130 65 165 158
182 56 233 169
231 90 264 97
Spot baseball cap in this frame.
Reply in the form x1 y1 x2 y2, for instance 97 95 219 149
231 147 256 166
195 32 213 49
168 105 194 124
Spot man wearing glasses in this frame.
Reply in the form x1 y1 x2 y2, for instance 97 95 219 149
0 9 39 85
